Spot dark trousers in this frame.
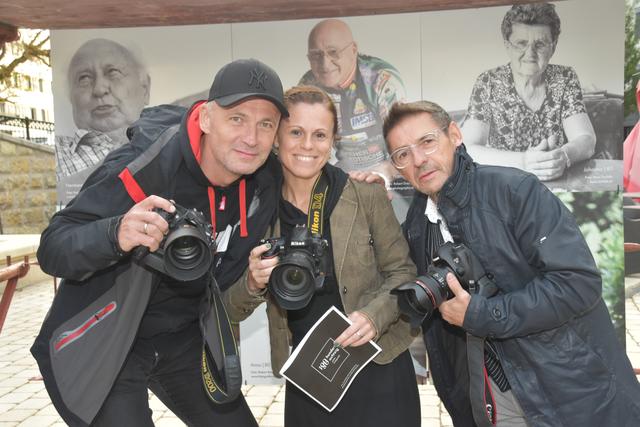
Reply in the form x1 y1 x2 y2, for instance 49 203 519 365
92 323 257 427
285 350 420 427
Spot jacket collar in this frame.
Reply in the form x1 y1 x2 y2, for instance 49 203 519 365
439 144 474 209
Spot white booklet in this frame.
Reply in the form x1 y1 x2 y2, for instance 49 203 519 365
279 306 382 412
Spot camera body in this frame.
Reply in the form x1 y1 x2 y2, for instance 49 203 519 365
133 204 216 281
391 242 497 327
261 225 330 310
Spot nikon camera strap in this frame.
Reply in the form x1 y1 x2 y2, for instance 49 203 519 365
307 171 329 235
200 275 242 403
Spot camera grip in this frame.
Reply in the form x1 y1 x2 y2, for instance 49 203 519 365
260 239 280 259
131 245 150 262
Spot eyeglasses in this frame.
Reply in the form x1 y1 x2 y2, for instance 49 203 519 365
307 42 353 63
507 38 552 54
389 127 447 169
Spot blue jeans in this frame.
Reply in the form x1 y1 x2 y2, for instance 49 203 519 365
92 323 257 427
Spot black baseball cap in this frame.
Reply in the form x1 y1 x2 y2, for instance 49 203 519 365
208 58 288 117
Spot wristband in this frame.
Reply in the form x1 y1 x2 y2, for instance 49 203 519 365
108 215 129 257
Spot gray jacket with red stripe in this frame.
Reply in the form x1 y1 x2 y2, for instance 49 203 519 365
31 103 280 426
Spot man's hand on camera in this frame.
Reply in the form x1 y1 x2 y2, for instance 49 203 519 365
117 195 174 253
439 273 471 327
247 243 278 294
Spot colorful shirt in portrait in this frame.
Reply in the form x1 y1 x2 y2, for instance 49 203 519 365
300 54 405 171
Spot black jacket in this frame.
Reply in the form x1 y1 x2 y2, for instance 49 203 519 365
404 146 640 426
31 103 280 426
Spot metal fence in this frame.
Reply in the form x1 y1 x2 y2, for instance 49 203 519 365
0 115 55 145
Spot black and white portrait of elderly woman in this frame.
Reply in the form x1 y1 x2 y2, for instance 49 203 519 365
461 3 596 182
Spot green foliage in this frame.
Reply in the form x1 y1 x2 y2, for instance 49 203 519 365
599 223 625 338
558 191 625 342
625 0 640 116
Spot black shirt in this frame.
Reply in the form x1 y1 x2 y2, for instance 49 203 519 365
138 167 255 338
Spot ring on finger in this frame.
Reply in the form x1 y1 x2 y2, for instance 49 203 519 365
143 223 149 235
355 330 362 338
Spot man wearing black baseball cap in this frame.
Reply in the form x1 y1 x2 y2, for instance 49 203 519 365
32 59 286 427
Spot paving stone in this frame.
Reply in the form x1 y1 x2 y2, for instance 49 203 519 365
0 394 30 405
246 385 282 396
258 414 284 427
249 405 266 419
12 399 50 411
0 403 16 413
0 410 34 422
0 378 28 389
3 276 640 427
15 415 59 427
245 395 274 408
264 401 284 414
154 419 185 427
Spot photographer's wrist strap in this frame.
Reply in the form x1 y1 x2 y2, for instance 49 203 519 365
307 172 329 236
200 278 242 403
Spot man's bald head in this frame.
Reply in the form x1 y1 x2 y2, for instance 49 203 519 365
68 38 150 134
307 19 358 89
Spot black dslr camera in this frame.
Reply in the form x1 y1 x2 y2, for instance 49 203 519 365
133 204 216 281
261 225 330 310
391 242 497 327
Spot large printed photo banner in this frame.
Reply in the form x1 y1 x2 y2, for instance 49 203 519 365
50 0 624 384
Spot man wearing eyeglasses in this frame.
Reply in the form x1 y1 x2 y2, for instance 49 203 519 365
384 100 640 426
299 18 405 186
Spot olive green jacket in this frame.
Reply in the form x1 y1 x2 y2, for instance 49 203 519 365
224 179 418 375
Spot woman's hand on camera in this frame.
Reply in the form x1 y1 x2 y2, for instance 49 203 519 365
334 311 376 348
117 195 174 253
247 243 279 294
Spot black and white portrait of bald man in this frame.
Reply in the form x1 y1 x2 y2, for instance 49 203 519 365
56 38 150 180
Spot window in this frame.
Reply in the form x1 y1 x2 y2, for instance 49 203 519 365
31 108 37 120
10 43 21 56
38 79 44 92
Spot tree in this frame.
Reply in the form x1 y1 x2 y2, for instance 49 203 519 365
0 29 50 104
625 0 640 117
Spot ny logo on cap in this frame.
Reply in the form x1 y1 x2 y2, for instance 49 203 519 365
248 69 267 90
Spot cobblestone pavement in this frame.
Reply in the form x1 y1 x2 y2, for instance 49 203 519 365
0 278 638 427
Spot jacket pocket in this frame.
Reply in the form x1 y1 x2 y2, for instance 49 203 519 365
353 234 376 267
524 322 615 422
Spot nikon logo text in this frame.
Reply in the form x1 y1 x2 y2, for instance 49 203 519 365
310 193 324 234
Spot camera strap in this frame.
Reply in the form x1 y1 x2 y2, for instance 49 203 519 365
467 334 497 426
199 276 242 404
307 172 329 235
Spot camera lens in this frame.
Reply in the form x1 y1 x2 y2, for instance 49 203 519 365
269 251 317 310
390 269 452 327
170 236 202 267
163 225 213 281
285 267 306 286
